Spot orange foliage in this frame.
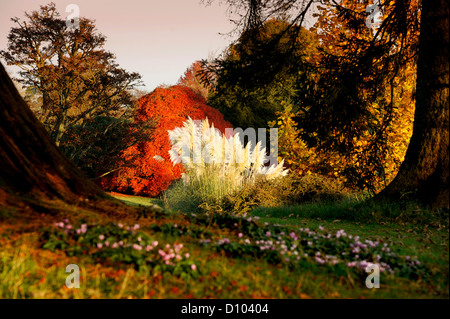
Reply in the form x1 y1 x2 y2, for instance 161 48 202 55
178 61 209 100
100 85 232 196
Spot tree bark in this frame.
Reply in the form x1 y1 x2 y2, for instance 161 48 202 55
379 0 449 209
0 62 126 214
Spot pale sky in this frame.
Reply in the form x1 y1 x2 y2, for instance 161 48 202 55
0 0 237 91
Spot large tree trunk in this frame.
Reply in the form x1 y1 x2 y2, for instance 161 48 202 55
379 0 449 209
0 62 127 215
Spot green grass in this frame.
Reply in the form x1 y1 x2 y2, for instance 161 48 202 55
1 193 448 299
109 193 164 209
251 200 449 297
109 195 448 298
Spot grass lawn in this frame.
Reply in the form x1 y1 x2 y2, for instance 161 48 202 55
0 193 448 299
108 192 164 208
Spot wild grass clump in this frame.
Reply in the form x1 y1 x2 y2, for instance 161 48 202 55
165 118 288 212
209 173 354 215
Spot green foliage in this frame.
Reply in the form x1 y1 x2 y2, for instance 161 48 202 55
220 178 284 215
205 18 319 130
253 198 449 228
164 180 206 214
40 220 198 278
61 116 155 179
187 211 431 281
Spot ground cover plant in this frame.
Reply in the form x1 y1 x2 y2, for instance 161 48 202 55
1 192 447 299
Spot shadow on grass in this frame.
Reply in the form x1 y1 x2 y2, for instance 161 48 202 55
252 198 449 227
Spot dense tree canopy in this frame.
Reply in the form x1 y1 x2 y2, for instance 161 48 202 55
0 3 142 158
203 18 319 130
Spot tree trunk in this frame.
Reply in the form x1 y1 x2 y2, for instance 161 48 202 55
0 62 126 214
378 0 449 209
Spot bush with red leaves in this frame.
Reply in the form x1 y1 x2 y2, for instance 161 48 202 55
99 85 232 197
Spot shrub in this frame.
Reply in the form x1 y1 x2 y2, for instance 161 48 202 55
99 86 232 197
220 178 284 215
279 173 351 205
62 116 154 180
165 118 288 212
216 173 350 215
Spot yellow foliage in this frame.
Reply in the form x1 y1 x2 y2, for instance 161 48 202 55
270 0 418 192
271 69 415 193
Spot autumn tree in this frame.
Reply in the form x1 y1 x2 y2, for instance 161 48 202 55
267 1 418 192
0 3 142 159
100 85 232 197
178 61 210 99
208 0 448 209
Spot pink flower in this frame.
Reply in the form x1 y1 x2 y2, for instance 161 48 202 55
238 233 243 238
152 241 159 247
145 245 152 252
191 264 197 271
98 235 105 241
132 244 142 251
185 253 190 259
105 241 110 247
97 243 103 249
111 242 119 249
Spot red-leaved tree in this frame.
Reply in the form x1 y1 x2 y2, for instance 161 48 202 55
100 85 232 196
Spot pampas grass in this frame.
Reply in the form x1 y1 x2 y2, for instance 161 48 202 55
165 118 288 211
